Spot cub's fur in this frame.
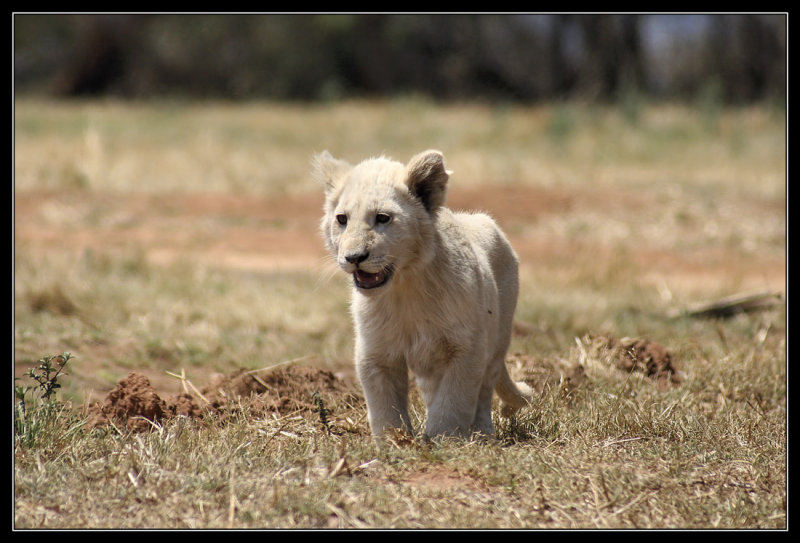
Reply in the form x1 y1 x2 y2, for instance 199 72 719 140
314 149 533 439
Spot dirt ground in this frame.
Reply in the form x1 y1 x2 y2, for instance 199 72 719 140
15 183 783 426
85 364 363 433
15 183 785 284
83 341 679 434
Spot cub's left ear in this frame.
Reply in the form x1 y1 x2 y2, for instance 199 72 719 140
406 150 451 214
312 151 352 195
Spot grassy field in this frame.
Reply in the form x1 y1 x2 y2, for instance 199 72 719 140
13 97 786 529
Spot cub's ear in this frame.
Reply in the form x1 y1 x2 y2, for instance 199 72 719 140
312 151 351 194
406 150 451 214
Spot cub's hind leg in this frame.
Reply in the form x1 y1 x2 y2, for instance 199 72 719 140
471 371 497 437
418 356 485 439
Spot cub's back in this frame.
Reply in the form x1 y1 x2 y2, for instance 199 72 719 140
445 210 518 279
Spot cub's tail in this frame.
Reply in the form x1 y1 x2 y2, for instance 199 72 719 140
496 366 534 418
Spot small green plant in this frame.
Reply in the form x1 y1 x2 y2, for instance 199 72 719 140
14 352 74 446
311 390 332 435
17 352 73 401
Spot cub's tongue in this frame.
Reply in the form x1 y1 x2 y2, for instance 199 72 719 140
354 269 387 289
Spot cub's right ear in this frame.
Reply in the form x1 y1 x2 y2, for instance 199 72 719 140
312 151 351 194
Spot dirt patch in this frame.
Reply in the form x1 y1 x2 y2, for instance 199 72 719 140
401 464 487 493
507 333 680 398
579 334 682 386
87 364 362 432
15 184 785 288
447 184 574 225
199 365 353 417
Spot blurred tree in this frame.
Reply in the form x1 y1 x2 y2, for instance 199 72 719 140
50 15 147 96
12 13 786 104
708 14 786 103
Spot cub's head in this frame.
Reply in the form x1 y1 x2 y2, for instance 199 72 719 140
313 150 450 294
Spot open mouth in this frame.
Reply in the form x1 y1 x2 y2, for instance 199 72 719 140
353 267 392 290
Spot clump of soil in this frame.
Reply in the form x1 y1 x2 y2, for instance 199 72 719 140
88 364 360 432
87 373 169 432
580 334 682 386
506 334 680 398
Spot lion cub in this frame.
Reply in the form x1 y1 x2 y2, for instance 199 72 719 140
314 149 533 439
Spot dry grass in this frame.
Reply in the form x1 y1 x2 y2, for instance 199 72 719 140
12 326 787 529
14 97 785 529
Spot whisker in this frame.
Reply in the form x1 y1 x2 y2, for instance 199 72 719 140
312 255 344 292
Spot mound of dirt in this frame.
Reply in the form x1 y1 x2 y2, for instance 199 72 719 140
581 334 682 386
87 373 169 432
507 334 681 399
88 365 360 432
200 365 350 416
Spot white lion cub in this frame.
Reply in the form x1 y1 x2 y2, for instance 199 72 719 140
314 149 533 439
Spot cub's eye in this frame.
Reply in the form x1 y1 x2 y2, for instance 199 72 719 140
375 213 392 225
335 214 348 226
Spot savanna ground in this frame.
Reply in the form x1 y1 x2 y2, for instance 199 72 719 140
13 98 786 529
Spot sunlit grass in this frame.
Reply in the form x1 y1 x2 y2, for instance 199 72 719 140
14 98 786 529
14 98 785 194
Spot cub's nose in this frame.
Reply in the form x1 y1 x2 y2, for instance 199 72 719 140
344 251 369 265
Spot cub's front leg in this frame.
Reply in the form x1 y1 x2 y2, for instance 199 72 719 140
356 353 413 439
416 353 488 439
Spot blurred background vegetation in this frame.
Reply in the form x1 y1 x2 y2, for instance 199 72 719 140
13 13 786 105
